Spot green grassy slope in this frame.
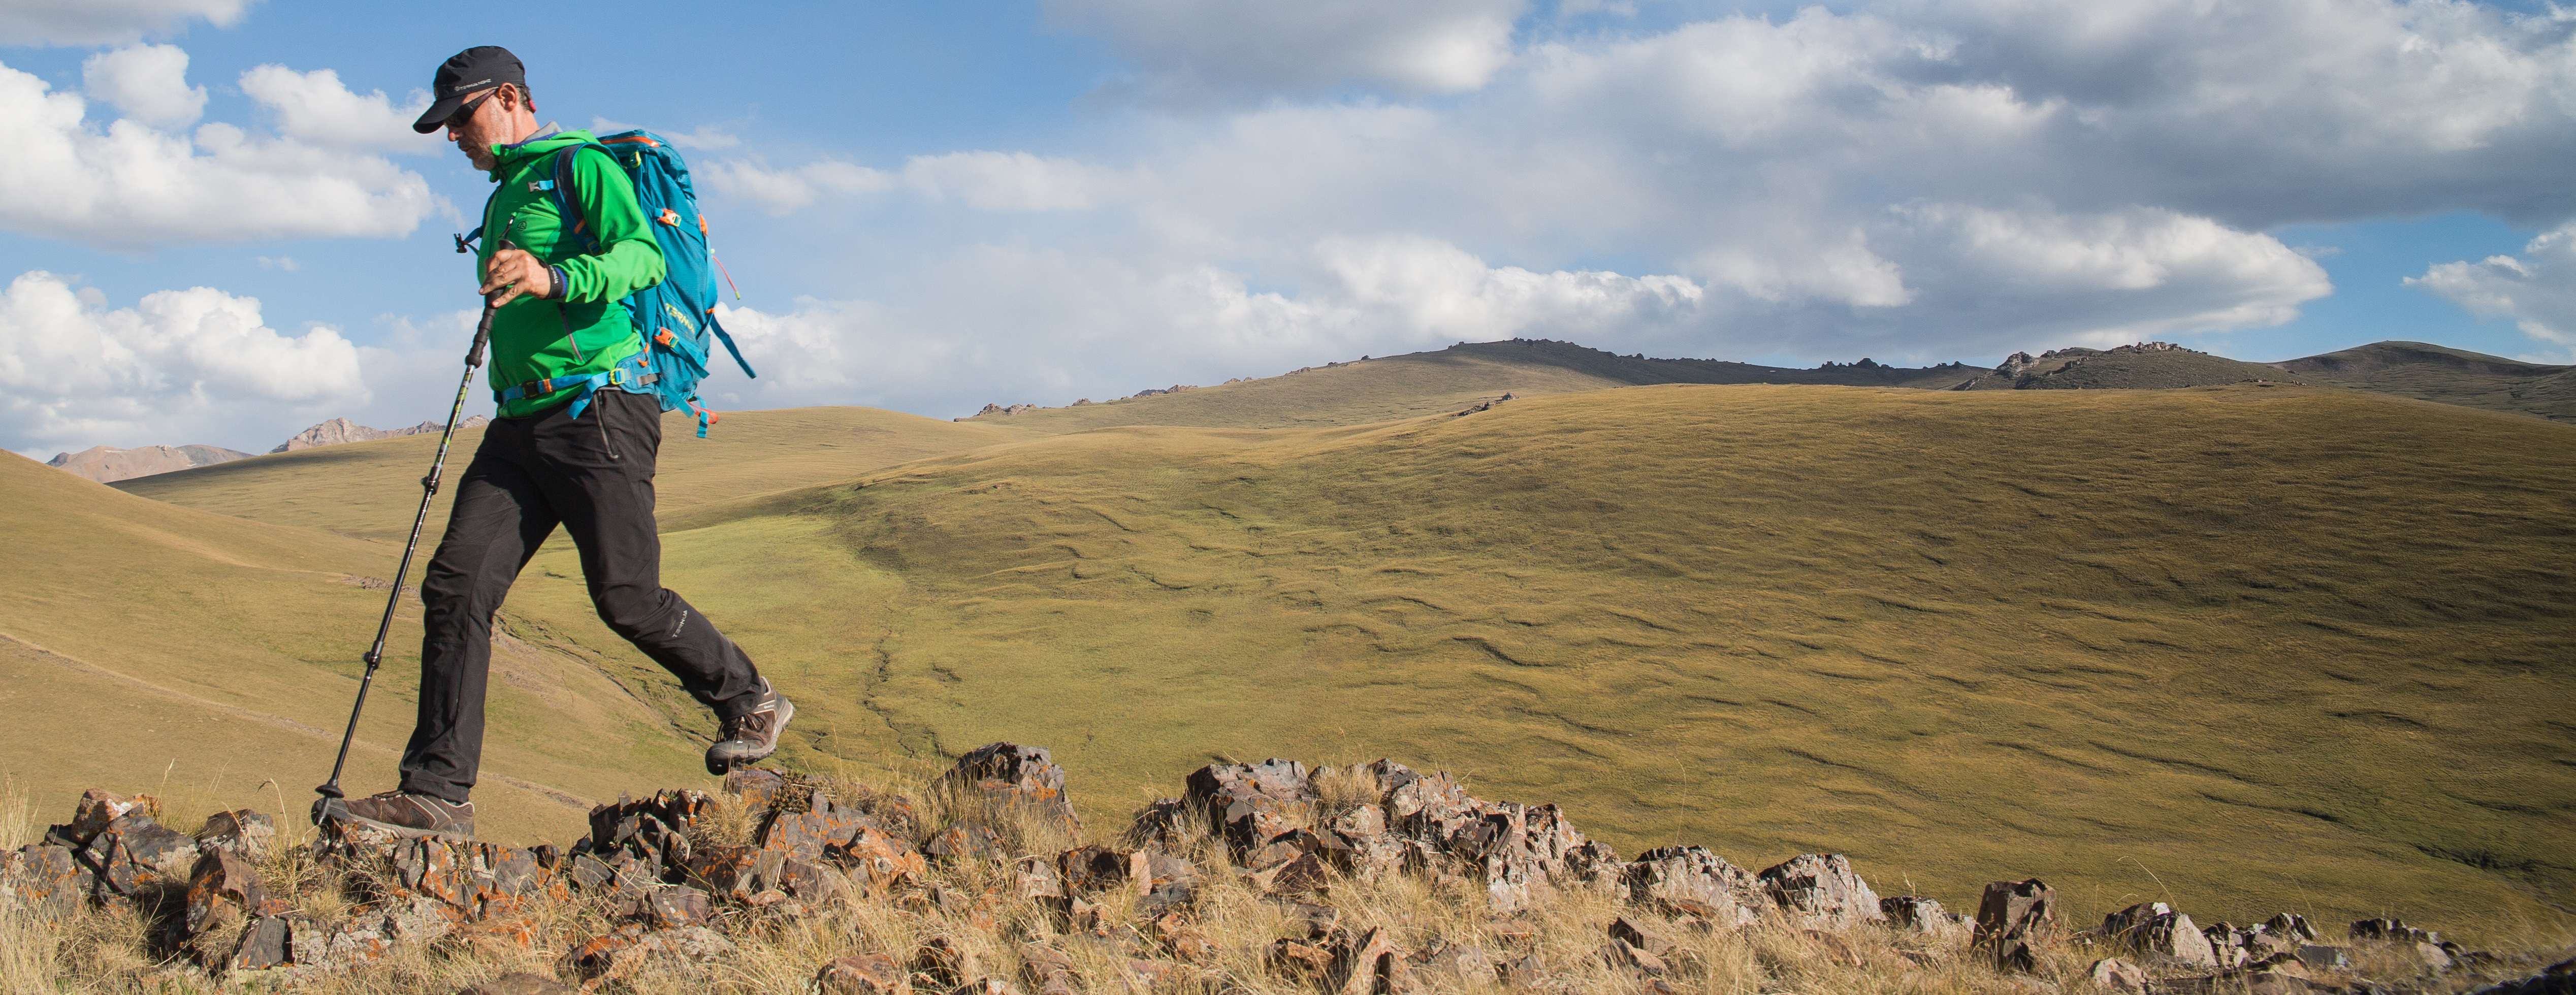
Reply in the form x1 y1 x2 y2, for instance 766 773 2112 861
643 383 2572 936
0 452 707 844
2275 340 2576 423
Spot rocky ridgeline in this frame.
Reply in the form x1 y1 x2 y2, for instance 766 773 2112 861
3 744 2569 994
270 416 490 454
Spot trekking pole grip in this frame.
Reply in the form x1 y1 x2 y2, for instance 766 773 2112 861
467 294 499 369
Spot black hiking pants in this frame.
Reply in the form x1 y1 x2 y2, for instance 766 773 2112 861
399 388 764 804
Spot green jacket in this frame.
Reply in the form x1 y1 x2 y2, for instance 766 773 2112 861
475 129 666 418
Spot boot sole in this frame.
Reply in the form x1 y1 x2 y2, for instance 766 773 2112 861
705 697 794 776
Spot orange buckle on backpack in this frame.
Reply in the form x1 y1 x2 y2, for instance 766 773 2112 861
656 208 681 227
654 327 677 347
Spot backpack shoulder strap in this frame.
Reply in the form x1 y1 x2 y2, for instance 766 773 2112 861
546 142 619 254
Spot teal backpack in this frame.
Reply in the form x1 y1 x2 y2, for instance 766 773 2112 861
470 129 756 436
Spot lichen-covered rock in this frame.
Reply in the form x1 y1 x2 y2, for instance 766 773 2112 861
947 743 1080 834
1186 758 1317 852
1020 942 1078 995
184 847 264 937
2 844 93 920
777 857 851 903
2089 956 2148 993
1333 926 1401 995
1247 852 1330 897
2102 902 2216 968
228 914 293 970
1461 802 1619 913
1125 798 1187 850
561 925 735 984
613 883 712 928
721 768 787 810
925 822 1003 863
1143 851 1197 913
844 825 927 890
55 789 148 848
1058 844 1151 898
195 810 276 861
79 811 196 898
1622 846 1763 927
1610 915 1676 957
1882 895 1973 942
1758 853 1885 929
1975 879 2055 972
2351 917 2441 945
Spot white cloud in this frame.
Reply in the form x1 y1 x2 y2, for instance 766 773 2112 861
1043 0 1528 101
0 0 253 47
0 55 436 249
83 44 205 130
1320 235 1702 340
254 255 298 271
0 271 367 454
238 65 440 154
692 237 1701 416
698 158 895 216
2410 224 2576 355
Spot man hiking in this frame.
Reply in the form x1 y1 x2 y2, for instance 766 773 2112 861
332 46 791 839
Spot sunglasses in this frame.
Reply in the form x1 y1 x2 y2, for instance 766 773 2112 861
445 87 499 130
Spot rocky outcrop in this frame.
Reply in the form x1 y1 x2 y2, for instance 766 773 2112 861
1758 853 1884 929
1624 846 1764 927
270 416 487 454
7 751 2545 994
2103 901 2219 968
944 742 1079 836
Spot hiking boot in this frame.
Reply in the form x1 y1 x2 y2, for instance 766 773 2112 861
705 681 793 775
320 790 474 839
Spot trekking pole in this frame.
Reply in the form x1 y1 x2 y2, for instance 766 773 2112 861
315 221 514 817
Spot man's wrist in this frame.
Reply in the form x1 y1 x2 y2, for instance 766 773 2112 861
545 265 571 301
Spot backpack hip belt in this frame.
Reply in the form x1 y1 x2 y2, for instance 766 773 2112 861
496 365 659 421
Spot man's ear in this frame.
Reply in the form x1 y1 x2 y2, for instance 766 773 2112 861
503 83 532 113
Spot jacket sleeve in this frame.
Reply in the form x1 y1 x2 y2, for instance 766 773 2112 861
556 147 666 303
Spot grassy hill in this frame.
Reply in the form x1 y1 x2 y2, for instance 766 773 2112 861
648 383 2573 936
0 451 721 845
957 339 1979 434
1957 344 2304 391
47 340 2576 940
2274 340 2576 423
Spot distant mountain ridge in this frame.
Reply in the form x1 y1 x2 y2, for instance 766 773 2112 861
45 444 251 484
2271 341 2575 423
269 416 489 454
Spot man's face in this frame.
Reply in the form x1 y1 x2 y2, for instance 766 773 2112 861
442 86 507 172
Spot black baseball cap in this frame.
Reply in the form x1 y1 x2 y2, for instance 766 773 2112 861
412 45 525 134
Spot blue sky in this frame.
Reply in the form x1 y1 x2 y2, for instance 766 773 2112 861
5 0 2575 456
